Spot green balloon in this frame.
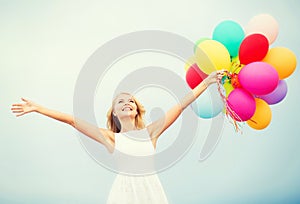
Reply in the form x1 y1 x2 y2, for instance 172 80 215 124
213 20 245 57
193 37 210 54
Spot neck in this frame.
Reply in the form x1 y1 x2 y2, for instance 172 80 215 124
119 117 137 132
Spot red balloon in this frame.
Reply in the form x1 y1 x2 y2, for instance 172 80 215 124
185 63 208 89
239 34 269 65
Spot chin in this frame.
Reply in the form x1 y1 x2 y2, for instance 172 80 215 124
119 112 136 118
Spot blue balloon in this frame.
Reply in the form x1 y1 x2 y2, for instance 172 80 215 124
213 20 245 57
191 84 224 119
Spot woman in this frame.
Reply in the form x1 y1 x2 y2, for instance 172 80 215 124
11 70 224 203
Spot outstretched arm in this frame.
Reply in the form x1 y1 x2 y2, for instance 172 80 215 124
11 98 114 152
147 70 224 147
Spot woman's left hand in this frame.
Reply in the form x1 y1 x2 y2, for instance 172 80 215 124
204 70 227 86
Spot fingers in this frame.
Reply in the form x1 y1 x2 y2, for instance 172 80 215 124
11 106 24 114
214 70 227 83
11 107 23 111
12 103 23 106
11 110 25 117
11 98 30 117
16 112 25 117
11 104 24 113
11 97 28 109
217 70 227 77
211 70 226 77
217 69 227 75
12 110 24 114
11 98 28 106
11 103 24 116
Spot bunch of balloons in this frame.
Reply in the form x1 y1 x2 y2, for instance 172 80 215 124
185 14 297 130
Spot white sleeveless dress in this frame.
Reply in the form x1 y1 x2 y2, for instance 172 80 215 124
106 128 169 204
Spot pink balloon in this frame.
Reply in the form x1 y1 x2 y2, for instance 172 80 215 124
257 80 288 105
245 14 279 44
238 62 279 95
227 88 256 121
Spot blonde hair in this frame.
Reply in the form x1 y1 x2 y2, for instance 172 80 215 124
106 92 146 133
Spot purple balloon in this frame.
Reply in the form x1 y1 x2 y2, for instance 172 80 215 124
257 80 288 105
238 62 279 95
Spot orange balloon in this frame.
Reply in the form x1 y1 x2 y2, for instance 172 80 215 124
247 98 272 130
262 47 297 79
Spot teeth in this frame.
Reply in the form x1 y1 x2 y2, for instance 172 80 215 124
123 107 132 111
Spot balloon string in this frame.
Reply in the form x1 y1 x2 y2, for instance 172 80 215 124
217 72 243 133
248 119 257 124
230 61 243 74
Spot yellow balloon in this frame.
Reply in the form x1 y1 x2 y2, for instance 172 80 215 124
247 98 272 130
195 40 231 74
194 37 210 54
223 82 234 97
184 55 197 71
262 47 297 79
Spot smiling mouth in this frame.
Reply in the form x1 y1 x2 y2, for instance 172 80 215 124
122 107 133 111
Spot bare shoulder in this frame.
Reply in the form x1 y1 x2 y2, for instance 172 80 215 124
98 128 115 142
146 125 159 149
146 123 156 138
146 119 163 139
99 128 115 152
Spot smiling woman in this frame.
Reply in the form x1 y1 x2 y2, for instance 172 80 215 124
10 71 224 204
104 93 170 203
3 0 300 203
106 93 146 133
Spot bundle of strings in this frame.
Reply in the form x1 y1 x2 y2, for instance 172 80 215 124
216 70 244 133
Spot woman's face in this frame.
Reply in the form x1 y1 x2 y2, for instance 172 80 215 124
113 94 138 119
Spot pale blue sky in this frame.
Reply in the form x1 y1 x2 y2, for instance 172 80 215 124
1 0 299 203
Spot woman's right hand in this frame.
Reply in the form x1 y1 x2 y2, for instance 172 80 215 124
10 97 114 152
11 98 39 117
